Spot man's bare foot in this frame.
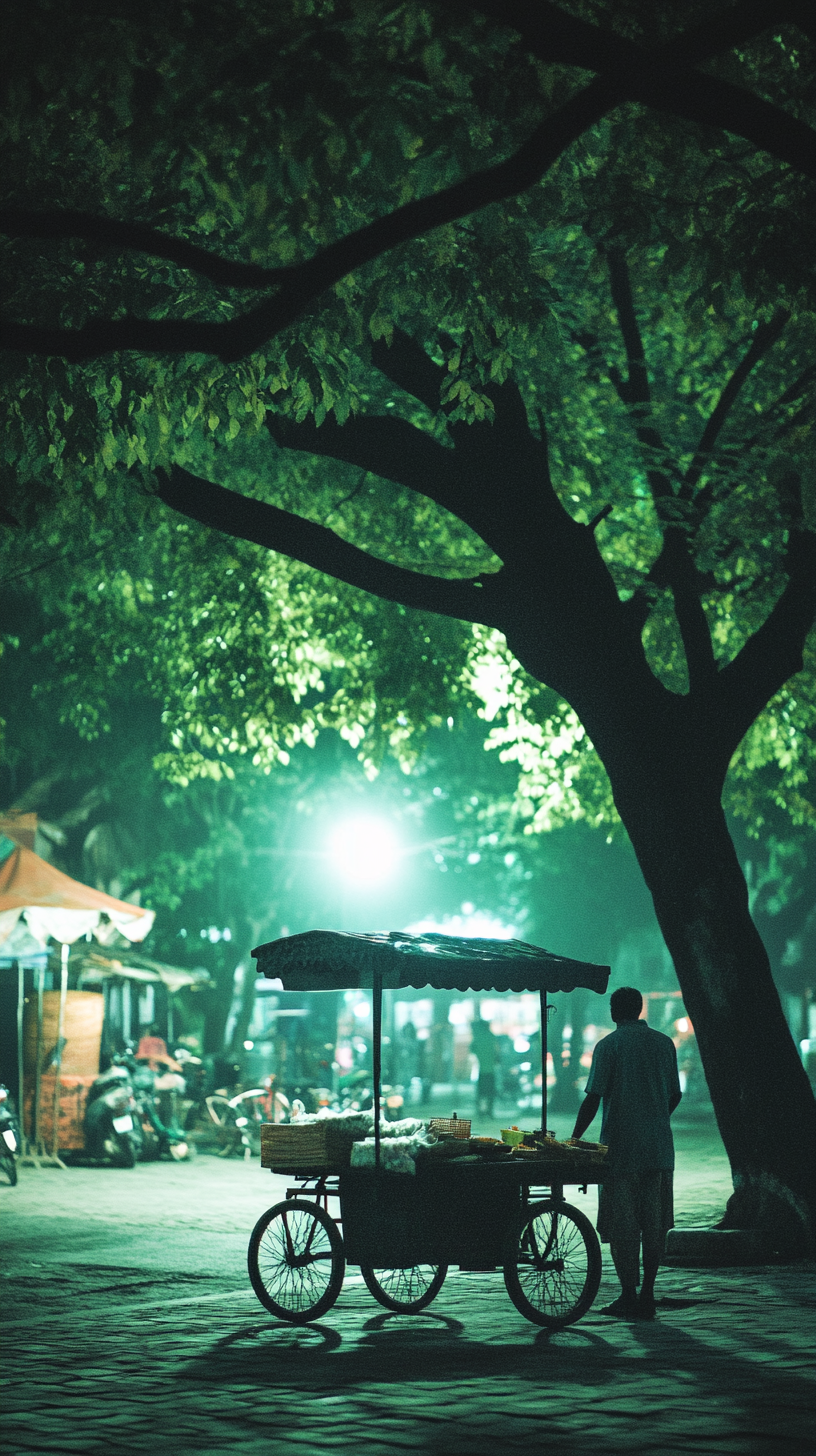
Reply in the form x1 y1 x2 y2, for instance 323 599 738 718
600 1295 639 1318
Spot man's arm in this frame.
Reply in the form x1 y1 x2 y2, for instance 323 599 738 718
571 1092 601 1140
668 1040 682 1115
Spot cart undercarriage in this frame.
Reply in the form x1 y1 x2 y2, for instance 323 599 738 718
248 1160 605 1328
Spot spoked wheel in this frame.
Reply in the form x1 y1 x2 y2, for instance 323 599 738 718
360 1263 447 1312
248 1199 345 1323
503 1199 601 1328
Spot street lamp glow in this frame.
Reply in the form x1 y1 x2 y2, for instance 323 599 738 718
329 817 400 886
406 911 516 939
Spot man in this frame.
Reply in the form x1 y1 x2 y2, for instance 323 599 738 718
571 986 682 1320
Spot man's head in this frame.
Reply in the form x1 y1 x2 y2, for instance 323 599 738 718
610 986 643 1023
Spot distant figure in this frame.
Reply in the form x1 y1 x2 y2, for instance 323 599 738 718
398 1020 421 1089
136 1029 182 1073
572 986 682 1320
470 1016 497 1118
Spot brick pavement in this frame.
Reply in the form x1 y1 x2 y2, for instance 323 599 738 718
2 1260 813 1456
1 1129 814 1456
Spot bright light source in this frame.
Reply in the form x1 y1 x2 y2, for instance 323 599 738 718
407 911 516 939
353 1000 371 1021
676 1017 690 1034
243 1040 254 1051
329 817 400 886
514 1037 530 1054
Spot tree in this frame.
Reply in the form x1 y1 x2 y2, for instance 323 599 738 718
2 1 815 1245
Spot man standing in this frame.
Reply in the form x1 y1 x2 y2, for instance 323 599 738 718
571 986 682 1320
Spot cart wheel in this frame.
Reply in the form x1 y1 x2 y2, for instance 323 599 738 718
503 1200 601 1328
248 1199 345 1323
360 1263 447 1313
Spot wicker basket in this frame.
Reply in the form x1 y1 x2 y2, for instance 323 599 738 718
428 1113 471 1140
260 1122 360 1170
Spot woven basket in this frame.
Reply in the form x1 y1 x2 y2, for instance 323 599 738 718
428 1114 471 1140
260 1122 360 1170
23 991 104 1078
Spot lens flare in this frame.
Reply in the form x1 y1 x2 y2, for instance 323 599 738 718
329 817 400 886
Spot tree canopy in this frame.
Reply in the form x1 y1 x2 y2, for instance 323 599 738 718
2 0 816 1239
2 0 814 834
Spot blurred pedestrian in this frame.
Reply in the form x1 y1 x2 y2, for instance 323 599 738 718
470 1014 497 1118
571 986 682 1320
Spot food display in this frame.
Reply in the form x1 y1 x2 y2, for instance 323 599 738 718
499 1126 608 1164
262 1111 607 1174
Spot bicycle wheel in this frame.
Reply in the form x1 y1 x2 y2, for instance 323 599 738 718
248 1200 345 1323
206 1095 242 1157
360 1263 447 1312
503 1200 601 1328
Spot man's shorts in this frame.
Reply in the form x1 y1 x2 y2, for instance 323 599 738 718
596 1169 674 1249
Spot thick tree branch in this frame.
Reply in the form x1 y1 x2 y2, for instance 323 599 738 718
461 0 816 174
606 248 719 692
463 0 815 74
713 527 816 748
370 330 447 414
271 328 562 563
606 248 676 502
0 86 609 363
0 209 284 290
3 3 814 364
266 413 462 513
683 309 790 502
155 466 500 624
669 549 719 693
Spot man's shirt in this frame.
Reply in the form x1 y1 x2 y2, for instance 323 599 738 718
585 1020 681 1173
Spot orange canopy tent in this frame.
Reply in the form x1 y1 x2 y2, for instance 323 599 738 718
0 832 154 1165
0 838 154 948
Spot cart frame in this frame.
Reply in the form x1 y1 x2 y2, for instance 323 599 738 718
248 930 610 1327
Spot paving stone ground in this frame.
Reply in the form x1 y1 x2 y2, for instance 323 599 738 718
1 1117 814 1456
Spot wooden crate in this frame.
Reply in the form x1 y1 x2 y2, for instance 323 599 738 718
260 1122 360 1170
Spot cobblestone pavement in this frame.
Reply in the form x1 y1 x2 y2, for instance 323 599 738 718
1 1124 814 1456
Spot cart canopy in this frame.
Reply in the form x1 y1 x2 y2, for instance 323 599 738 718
252 930 609 996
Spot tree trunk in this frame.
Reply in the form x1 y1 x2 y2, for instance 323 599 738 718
615 770 816 1254
228 955 259 1067
202 961 237 1057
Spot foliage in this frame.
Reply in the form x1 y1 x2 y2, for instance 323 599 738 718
1 0 815 834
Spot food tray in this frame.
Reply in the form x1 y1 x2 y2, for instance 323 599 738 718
513 1144 607 1166
260 1122 360 1170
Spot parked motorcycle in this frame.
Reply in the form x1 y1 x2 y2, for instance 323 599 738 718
83 1063 141 1167
122 1048 192 1161
0 1084 21 1185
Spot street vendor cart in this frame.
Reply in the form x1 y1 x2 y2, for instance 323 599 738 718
249 930 610 1329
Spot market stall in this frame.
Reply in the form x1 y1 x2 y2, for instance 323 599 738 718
0 833 154 1164
249 930 610 1329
